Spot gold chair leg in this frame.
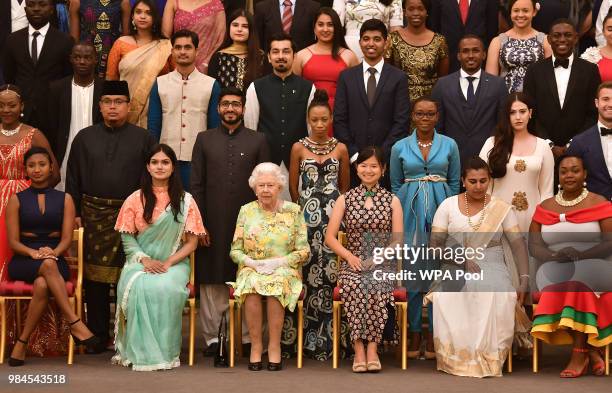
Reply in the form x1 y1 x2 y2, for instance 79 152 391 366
0 298 6 364
189 298 195 366
68 297 75 365
229 299 235 368
297 300 303 369
507 349 512 373
401 302 407 370
605 344 609 376
532 337 539 373
236 304 243 359
332 301 339 369
15 299 21 337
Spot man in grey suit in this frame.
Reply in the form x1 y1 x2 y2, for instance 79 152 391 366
431 34 507 163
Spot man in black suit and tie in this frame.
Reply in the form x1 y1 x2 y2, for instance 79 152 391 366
2 0 73 136
48 42 103 191
432 34 507 163
523 19 601 159
566 82 612 200
429 0 498 72
254 0 320 53
334 18 410 188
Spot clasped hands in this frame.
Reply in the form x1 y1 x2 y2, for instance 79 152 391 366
346 254 376 272
244 257 288 275
29 247 58 260
551 247 582 262
141 257 171 274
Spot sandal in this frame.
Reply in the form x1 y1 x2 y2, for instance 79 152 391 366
8 337 28 367
560 348 590 378
590 348 605 376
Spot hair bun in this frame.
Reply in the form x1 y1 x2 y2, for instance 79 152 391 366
312 89 329 104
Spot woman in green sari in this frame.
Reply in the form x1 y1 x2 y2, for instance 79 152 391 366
112 144 206 371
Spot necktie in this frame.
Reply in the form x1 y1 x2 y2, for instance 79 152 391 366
282 0 293 34
554 57 569 68
31 31 40 64
601 127 612 136
367 67 377 107
466 76 476 105
17 0 23 4
459 0 469 25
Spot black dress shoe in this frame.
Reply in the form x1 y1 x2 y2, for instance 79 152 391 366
84 340 107 354
267 361 282 371
203 342 219 357
248 361 263 371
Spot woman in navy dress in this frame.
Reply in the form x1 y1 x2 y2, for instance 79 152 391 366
6 147 99 366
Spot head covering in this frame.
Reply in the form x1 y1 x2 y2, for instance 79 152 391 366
101 80 130 100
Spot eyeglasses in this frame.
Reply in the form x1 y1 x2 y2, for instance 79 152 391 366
220 101 242 109
100 98 129 106
413 111 437 119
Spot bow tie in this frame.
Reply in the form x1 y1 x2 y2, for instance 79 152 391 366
601 127 612 136
554 58 569 69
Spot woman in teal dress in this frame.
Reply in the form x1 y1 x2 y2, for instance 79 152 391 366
112 144 206 371
229 162 310 371
389 96 460 359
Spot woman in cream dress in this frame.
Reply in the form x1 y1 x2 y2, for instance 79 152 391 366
428 157 529 377
479 92 554 232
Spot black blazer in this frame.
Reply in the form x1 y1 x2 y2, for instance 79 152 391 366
333 62 410 160
566 125 612 200
2 26 73 136
0 1 10 84
47 76 104 165
255 0 320 52
429 0 498 71
523 57 601 146
431 70 507 162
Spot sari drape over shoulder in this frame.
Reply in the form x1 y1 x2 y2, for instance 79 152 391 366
118 39 172 128
111 191 204 371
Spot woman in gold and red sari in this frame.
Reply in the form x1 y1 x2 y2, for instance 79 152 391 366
530 155 612 378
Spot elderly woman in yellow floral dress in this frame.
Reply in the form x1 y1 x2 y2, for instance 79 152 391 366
229 163 310 371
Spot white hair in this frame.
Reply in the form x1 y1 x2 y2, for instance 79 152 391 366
248 162 287 191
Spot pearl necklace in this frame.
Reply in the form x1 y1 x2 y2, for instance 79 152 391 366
417 139 433 148
465 192 488 231
1 123 21 137
555 188 589 207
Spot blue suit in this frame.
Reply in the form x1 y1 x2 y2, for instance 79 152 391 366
566 125 612 200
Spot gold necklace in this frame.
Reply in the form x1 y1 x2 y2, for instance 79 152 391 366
555 188 588 207
465 193 488 231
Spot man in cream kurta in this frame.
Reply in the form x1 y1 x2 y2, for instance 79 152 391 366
148 29 220 190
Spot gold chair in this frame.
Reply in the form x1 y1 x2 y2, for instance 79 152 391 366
228 286 305 368
0 228 84 365
332 231 408 369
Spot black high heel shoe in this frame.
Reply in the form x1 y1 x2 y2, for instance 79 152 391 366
248 361 263 371
69 319 100 350
8 338 27 367
267 361 282 371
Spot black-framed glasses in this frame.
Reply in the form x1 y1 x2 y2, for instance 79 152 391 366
413 111 437 119
219 101 243 109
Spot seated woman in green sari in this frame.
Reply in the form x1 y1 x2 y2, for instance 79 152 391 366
112 144 206 371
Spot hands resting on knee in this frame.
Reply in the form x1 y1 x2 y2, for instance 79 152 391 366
244 257 289 275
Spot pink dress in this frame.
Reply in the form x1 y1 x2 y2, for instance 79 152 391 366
172 0 226 74
302 50 348 136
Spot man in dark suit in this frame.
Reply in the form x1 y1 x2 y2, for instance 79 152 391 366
429 0 498 72
566 81 612 200
48 42 103 191
2 0 73 136
523 19 601 159
254 0 320 53
432 34 507 163
334 18 410 188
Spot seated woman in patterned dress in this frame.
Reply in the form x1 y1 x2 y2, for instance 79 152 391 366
6 147 98 366
229 163 310 371
325 146 404 373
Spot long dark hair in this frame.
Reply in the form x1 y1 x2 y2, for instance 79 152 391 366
487 92 534 179
141 144 184 223
129 0 164 40
216 9 262 88
313 8 348 60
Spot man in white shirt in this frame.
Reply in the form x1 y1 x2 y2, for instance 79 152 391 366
48 42 103 191
2 0 73 136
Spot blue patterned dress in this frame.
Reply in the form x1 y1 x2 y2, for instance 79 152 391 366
499 32 545 92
